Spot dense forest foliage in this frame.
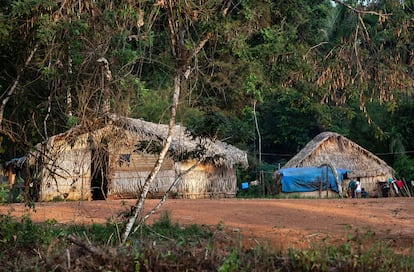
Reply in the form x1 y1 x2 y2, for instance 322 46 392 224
0 0 413 181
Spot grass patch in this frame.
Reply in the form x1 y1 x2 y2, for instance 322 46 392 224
0 212 413 271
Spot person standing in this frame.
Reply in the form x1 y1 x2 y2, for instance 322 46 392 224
355 178 362 198
348 180 356 198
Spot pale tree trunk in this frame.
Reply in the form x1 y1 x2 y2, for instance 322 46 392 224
253 100 261 166
121 74 181 244
136 159 202 230
67 53 73 116
97 57 112 118
43 95 52 138
0 43 39 128
121 33 211 244
252 100 263 193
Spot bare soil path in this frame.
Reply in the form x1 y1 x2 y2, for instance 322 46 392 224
1 198 413 254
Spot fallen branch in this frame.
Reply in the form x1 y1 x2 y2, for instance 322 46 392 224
67 234 106 259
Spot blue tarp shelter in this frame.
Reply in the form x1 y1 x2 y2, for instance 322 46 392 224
278 166 349 193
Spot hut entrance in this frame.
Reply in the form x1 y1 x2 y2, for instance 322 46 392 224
91 147 109 200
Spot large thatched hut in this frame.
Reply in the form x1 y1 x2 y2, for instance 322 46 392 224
277 131 394 198
29 116 248 201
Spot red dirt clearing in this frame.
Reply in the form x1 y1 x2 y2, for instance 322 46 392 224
1 198 413 254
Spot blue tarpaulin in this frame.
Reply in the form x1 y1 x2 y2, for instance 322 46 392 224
278 167 349 193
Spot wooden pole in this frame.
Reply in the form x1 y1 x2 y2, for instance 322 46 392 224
319 163 342 198
319 178 322 198
402 178 412 197
326 165 329 198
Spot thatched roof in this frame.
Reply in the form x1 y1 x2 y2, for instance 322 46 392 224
25 116 248 170
283 132 394 178
105 116 248 169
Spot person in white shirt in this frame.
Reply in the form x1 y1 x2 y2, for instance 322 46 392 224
355 178 362 198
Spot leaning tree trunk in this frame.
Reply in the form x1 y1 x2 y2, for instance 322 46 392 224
0 43 38 128
121 32 211 244
121 74 181 244
136 159 202 229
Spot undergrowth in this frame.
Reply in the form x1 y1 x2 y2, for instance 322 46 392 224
0 211 413 271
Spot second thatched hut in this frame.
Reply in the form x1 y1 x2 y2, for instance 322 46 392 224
276 131 394 198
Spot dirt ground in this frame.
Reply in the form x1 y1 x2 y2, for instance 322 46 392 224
1 198 413 255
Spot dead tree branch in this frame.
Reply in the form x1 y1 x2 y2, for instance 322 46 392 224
0 43 39 128
332 0 391 19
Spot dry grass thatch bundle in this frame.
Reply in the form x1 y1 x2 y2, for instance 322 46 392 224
283 131 394 178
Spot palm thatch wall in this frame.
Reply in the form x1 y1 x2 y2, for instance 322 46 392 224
31 116 248 201
281 132 394 197
175 160 238 198
36 133 92 201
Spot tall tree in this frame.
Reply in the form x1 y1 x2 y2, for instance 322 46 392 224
0 1 156 157
121 0 224 243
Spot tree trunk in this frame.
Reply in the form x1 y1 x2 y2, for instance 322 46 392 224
0 43 38 128
121 73 181 244
137 159 202 229
121 32 211 244
253 100 263 194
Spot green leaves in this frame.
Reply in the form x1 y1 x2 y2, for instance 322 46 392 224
0 0 413 183
11 0 57 17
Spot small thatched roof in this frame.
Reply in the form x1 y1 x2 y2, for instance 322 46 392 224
283 132 394 178
105 116 248 169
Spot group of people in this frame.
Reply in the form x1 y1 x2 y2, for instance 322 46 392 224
387 177 408 197
347 178 368 198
